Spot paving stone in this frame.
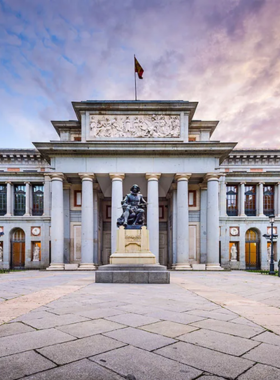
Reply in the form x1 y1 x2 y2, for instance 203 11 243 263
79 308 124 319
0 328 74 357
230 316 263 328
140 321 198 338
197 377 226 380
155 342 254 378
37 334 125 365
104 326 176 351
191 318 263 338
56 319 125 338
185 309 237 321
238 363 280 380
243 343 280 368
12 310 56 322
23 313 89 329
178 328 260 355
253 331 280 346
147 310 205 324
24 358 123 380
0 350 56 380
91 345 202 380
0 322 35 337
105 313 160 327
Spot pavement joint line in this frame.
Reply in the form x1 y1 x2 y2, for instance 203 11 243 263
34 347 59 367
239 341 263 357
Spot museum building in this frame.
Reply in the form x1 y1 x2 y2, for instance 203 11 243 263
0 100 279 271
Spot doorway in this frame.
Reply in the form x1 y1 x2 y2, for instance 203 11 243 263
11 228 25 268
245 229 260 270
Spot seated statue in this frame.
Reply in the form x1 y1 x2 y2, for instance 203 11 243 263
117 184 147 227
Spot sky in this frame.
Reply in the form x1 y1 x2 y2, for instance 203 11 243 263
0 0 279 149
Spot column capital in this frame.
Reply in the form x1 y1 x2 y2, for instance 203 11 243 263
24 181 31 185
50 173 65 182
204 173 220 182
5 181 12 185
93 183 100 191
199 182 208 190
175 173 191 182
63 183 71 190
258 181 265 185
171 183 177 191
240 181 246 185
146 173 161 181
109 173 125 181
79 173 95 181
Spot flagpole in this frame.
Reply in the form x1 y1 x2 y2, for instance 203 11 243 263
134 54 137 101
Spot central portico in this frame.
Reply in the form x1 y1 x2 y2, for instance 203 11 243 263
34 100 236 270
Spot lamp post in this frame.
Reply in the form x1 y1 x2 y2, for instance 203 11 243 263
269 214 275 275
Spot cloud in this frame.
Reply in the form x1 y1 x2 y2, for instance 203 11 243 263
0 0 279 149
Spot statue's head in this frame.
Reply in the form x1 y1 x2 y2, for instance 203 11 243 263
130 184 140 194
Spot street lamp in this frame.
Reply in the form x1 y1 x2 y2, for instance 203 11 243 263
269 214 276 275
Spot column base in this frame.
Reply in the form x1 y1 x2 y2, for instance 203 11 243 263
173 263 192 270
46 263 65 271
206 263 224 271
78 263 97 271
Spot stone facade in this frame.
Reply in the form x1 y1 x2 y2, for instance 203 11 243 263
0 100 279 271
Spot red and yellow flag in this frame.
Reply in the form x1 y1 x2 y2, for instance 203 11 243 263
135 56 144 79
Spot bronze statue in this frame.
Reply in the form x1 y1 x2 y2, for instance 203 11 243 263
117 184 147 228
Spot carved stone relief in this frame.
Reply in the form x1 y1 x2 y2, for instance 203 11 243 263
89 115 180 138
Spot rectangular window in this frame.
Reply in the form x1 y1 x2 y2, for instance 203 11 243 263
74 190 82 207
14 185 26 216
0 185 7 216
226 185 238 216
264 185 274 216
245 185 256 216
188 190 196 207
32 185 44 216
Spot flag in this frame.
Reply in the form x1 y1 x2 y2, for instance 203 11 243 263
135 56 144 79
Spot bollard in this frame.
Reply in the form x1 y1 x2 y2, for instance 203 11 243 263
278 260 280 277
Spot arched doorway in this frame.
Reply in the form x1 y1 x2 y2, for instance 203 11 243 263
245 229 260 270
11 228 25 268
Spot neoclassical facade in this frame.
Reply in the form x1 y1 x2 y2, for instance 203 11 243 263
0 100 279 271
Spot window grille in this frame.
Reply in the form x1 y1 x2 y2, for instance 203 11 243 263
245 185 256 216
0 185 7 216
226 185 238 216
263 186 274 216
14 185 26 216
32 185 44 216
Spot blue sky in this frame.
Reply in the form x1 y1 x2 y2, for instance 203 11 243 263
0 0 279 148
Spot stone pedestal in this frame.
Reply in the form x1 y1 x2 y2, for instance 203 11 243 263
110 226 156 265
96 226 170 283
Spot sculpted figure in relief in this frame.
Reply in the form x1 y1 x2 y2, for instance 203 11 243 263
89 115 180 138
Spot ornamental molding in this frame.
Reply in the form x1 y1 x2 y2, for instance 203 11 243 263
88 114 180 139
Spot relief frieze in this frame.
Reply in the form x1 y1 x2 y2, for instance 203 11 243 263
89 115 180 138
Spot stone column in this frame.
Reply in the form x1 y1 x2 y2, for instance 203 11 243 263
110 173 125 254
258 182 265 217
205 173 223 270
24 182 31 216
43 175 51 217
171 185 177 268
47 174 65 270
5 182 12 216
239 182 246 216
277 182 280 217
93 183 99 266
78 173 96 270
146 173 161 263
219 175 227 217
174 173 192 270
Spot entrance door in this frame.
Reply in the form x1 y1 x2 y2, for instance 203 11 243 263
245 229 260 270
11 228 25 268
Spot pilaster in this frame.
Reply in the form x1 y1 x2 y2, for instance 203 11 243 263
110 173 125 254
239 181 246 217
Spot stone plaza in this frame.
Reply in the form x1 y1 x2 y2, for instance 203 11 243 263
1 270 280 379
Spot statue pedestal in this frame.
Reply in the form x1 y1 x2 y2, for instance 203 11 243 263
110 226 156 265
96 226 169 284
